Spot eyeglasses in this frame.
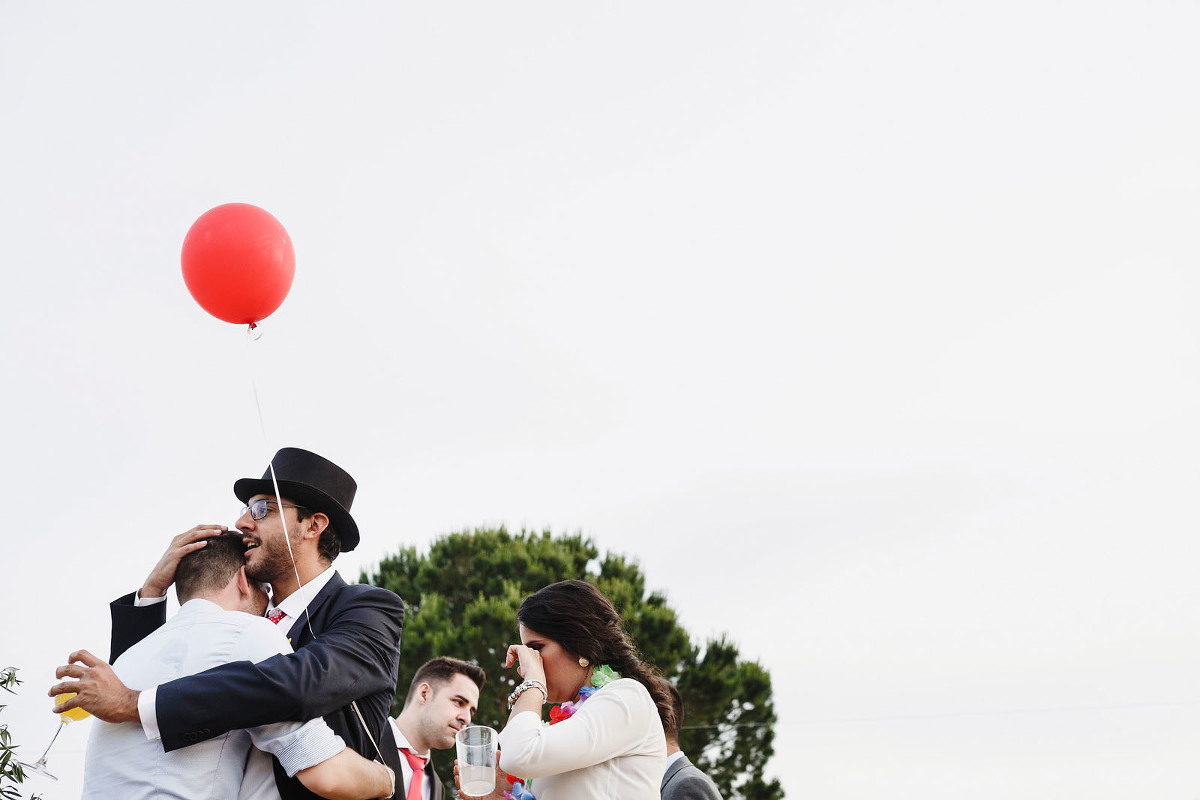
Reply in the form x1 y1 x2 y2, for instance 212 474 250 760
241 499 307 521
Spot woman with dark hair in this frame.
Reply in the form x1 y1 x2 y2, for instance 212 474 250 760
456 579 671 800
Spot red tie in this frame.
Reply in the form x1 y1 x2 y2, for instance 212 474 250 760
402 748 427 800
267 609 286 625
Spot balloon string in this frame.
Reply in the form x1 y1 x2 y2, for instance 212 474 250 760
245 327 315 642
243 328 380 762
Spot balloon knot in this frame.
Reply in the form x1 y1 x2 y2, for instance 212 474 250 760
248 322 258 330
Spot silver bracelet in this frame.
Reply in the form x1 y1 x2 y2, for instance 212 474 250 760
507 679 548 709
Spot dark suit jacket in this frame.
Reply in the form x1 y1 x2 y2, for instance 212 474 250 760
110 572 405 800
661 754 724 800
420 758 444 800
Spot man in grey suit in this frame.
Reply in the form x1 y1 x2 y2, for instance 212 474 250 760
660 683 723 800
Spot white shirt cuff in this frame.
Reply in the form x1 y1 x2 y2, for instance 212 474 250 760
133 591 168 607
138 686 162 741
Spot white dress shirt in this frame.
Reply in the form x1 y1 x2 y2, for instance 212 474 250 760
498 678 667 800
389 719 434 800
83 599 347 799
264 564 338 631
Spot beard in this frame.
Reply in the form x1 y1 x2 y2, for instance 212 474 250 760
245 530 302 584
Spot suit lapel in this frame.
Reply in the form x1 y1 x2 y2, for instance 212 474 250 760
285 571 346 644
426 760 443 800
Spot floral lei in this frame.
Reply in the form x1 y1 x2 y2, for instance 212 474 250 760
504 665 621 800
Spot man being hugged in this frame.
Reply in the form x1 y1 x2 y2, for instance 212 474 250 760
54 448 406 800
81 533 393 799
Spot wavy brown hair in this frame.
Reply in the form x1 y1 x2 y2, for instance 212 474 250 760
517 579 675 732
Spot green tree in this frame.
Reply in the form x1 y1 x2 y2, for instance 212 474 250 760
1 668 42 800
361 527 783 800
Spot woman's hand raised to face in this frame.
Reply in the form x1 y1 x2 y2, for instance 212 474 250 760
504 644 546 684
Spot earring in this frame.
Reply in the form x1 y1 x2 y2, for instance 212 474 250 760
578 657 589 668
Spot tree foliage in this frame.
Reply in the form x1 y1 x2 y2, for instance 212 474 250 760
361 528 783 800
1 668 42 800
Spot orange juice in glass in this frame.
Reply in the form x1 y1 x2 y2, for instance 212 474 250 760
20 691 92 780
53 692 92 722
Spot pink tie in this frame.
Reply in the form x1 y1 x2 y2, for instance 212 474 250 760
402 749 427 800
267 609 286 625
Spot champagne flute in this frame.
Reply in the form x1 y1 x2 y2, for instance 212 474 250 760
20 692 91 780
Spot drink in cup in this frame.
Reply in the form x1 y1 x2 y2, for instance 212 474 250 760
456 725 498 796
54 692 92 722
20 692 92 779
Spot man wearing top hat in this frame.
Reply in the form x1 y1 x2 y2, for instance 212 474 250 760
52 447 407 800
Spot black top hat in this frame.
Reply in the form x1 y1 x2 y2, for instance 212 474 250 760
233 447 361 552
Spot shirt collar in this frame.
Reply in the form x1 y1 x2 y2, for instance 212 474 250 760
389 718 430 758
666 750 687 770
179 597 223 615
269 565 339 620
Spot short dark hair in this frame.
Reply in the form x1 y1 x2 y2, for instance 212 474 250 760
664 681 685 740
518 579 676 733
403 657 486 706
295 506 341 563
177 534 248 603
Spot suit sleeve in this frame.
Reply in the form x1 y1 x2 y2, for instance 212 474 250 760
109 591 167 662
155 585 404 753
666 770 724 800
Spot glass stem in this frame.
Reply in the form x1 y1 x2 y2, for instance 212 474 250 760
32 720 65 766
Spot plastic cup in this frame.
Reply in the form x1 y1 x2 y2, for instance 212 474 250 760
456 725 498 796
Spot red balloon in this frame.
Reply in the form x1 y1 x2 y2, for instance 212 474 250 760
181 203 295 325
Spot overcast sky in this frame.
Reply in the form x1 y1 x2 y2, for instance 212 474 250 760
4 2 1200 798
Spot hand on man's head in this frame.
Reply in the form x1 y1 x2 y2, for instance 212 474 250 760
140 525 226 599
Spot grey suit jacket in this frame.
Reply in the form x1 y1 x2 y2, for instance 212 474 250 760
661 754 724 800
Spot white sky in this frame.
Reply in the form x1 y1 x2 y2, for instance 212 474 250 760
3 2 1200 798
